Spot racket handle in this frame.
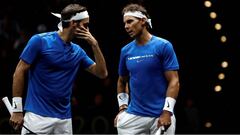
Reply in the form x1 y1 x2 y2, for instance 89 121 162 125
2 97 13 115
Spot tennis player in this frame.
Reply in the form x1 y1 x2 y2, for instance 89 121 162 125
115 3 180 135
9 3 107 134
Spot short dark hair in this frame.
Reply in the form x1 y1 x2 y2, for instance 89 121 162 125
61 3 87 28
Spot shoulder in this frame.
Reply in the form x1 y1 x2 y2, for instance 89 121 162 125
70 42 86 54
37 31 57 40
28 33 43 44
27 32 55 44
121 40 135 53
151 36 176 56
151 36 174 51
71 42 81 50
38 31 56 37
152 35 172 46
29 32 61 49
29 31 57 45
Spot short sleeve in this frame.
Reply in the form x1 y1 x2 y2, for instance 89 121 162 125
161 42 179 71
118 49 129 76
20 34 42 64
80 50 95 69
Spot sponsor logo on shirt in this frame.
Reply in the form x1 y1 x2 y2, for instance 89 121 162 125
128 54 154 61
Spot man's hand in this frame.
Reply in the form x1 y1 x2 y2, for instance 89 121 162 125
158 110 172 129
114 105 127 127
75 26 98 46
9 112 24 131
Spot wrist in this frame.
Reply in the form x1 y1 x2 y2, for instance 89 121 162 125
90 40 98 47
12 97 23 112
119 104 128 112
117 93 129 107
162 110 172 115
163 97 176 113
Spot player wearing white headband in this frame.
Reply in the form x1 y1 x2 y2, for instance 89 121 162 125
9 3 108 134
115 3 180 135
51 10 89 32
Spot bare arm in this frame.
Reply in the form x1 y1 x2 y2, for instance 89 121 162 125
10 60 30 130
75 26 108 79
117 76 129 110
114 75 129 126
158 70 180 128
86 42 108 79
164 70 180 99
117 76 129 94
13 60 30 97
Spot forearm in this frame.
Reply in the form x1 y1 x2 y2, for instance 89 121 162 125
117 76 129 111
117 78 128 94
12 71 25 97
12 60 30 97
166 79 180 99
91 43 108 78
162 78 179 114
11 65 27 113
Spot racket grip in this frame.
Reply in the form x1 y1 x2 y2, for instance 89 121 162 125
2 97 13 115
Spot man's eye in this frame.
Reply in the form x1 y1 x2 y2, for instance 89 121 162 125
127 20 132 23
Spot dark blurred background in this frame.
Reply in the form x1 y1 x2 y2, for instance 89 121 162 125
0 0 239 134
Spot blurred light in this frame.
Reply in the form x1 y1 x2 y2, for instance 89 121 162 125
215 85 222 92
220 35 227 43
204 1 212 8
221 61 228 68
215 23 222 30
218 73 225 80
210 12 217 19
205 122 212 128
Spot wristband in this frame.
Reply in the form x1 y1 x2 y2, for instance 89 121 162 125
117 93 129 107
163 97 176 113
12 97 23 112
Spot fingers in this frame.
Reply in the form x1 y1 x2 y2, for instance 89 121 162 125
114 116 117 127
9 120 23 131
76 26 89 34
9 114 24 131
114 111 123 127
158 119 171 128
159 124 171 135
163 124 171 131
14 124 20 131
79 25 88 31
75 28 91 39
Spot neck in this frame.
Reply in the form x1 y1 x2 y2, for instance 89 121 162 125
135 30 152 45
57 29 73 43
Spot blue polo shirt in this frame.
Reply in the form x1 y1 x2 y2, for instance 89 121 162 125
20 31 94 119
118 35 179 117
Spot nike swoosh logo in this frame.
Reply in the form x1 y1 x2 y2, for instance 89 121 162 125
119 95 126 100
13 101 17 109
119 95 123 100
167 101 170 108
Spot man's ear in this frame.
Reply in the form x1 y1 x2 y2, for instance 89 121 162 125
71 20 78 27
140 18 147 26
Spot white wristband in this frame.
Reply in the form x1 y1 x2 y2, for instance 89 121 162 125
163 97 176 113
117 93 129 107
12 97 23 112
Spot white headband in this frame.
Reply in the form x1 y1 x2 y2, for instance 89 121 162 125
51 11 89 31
124 11 152 28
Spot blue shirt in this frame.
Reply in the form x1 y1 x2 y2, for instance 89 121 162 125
20 31 94 119
118 35 179 117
